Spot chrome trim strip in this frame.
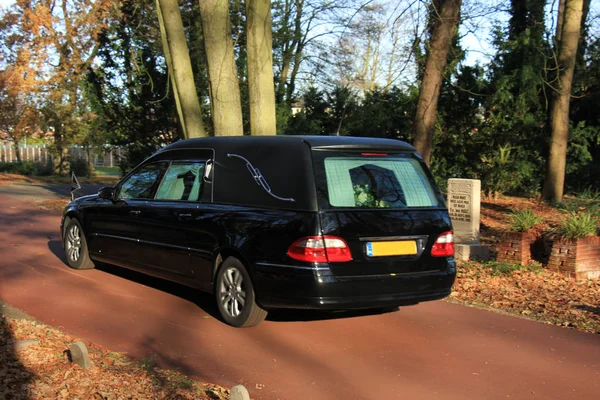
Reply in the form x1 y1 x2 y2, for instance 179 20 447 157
93 233 211 255
255 262 330 271
93 233 138 242
359 235 429 242
339 269 444 279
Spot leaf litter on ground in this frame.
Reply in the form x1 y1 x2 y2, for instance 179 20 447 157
0 315 231 399
450 261 600 334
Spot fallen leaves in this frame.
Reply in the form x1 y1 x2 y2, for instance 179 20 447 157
450 261 600 334
0 316 231 399
34 199 70 213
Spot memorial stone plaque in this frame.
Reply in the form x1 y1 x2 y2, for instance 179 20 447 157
447 179 481 244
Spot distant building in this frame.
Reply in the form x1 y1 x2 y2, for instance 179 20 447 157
291 100 305 116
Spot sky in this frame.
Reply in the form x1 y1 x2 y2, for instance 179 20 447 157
0 0 595 73
0 0 498 66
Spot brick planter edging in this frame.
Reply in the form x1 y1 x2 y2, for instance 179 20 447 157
546 236 600 280
496 231 538 265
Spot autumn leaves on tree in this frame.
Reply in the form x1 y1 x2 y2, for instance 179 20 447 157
1 0 112 173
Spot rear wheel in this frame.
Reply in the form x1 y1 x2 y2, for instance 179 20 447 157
63 219 95 270
215 257 267 327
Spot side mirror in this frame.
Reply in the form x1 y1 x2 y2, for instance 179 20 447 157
98 187 115 200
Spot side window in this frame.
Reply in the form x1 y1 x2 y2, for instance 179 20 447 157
117 163 167 200
155 162 205 201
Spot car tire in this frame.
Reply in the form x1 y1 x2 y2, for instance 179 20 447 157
63 218 95 270
215 257 267 327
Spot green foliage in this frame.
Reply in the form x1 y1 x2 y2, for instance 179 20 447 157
88 0 180 176
555 193 600 220
557 212 598 240
286 87 330 134
480 145 516 198
139 356 156 373
578 187 600 201
275 103 292 135
508 209 542 232
353 184 389 208
0 161 54 176
172 375 194 390
565 122 600 192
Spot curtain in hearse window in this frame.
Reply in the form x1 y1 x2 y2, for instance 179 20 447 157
324 157 439 208
155 162 205 201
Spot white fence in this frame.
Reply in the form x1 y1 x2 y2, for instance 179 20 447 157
0 145 124 167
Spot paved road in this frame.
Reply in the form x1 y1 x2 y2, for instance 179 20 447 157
0 183 104 200
0 192 598 400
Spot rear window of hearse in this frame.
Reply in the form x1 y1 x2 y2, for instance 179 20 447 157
321 154 442 209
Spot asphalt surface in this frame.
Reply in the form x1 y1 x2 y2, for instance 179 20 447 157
0 190 599 400
0 182 105 200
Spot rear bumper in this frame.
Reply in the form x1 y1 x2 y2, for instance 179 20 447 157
253 260 456 310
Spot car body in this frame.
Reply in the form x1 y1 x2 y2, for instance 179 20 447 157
61 136 456 327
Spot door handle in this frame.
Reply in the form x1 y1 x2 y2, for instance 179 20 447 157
129 210 141 216
177 213 193 220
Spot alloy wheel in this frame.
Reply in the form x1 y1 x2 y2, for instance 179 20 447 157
65 224 82 263
219 267 246 318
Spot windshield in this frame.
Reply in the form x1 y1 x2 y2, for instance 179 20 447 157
313 151 445 209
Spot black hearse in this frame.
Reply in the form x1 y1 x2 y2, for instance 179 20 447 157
61 136 456 327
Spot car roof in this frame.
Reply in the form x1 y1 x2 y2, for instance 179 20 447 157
159 135 416 152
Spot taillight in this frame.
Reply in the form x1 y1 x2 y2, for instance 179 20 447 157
287 235 352 263
431 231 454 257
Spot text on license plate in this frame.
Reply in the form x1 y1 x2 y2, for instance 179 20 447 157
366 240 417 257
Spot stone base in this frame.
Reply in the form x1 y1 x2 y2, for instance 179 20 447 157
455 244 490 261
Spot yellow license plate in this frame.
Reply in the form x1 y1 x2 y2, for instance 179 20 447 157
366 241 417 257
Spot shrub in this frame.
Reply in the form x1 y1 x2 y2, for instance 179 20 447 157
508 209 542 232
0 161 36 176
70 158 90 178
34 160 54 176
558 212 598 240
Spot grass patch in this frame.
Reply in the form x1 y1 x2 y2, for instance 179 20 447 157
94 166 120 177
556 194 600 219
140 356 157 373
483 260 542 276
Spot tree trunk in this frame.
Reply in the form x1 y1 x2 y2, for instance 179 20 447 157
246 0 276 136
13 142 21 162
86 146 94 177
543 0 584 202
555 0 566 44
285 0 304 103
156 0 206 139
412 0 462 165
199 0 244 137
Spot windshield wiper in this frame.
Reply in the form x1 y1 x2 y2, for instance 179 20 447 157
227 154 295 202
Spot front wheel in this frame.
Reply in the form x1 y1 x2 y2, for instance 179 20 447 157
215 257 267 327
63 219 95 270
